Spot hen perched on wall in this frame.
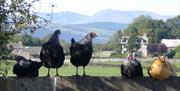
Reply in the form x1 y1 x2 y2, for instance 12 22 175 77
13 55 42 77
40 30 65 76
121 53 143 78
70 32 97 76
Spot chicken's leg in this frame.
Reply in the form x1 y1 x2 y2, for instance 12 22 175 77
47 68 50 76
83 66 86 76
56 68 59 76
76 67 79 76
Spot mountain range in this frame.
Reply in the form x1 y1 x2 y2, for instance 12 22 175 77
38 9 173 24
33 22 127 43
32 9 175 43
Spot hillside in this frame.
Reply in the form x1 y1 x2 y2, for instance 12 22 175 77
91 9 173 24
37 9 173 24
32 9 174 43
32 22 127 43
65 22 127 30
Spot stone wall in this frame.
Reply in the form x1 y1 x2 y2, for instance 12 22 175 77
0 76 180 91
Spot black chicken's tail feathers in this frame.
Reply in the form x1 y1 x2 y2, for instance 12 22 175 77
71 38 76 45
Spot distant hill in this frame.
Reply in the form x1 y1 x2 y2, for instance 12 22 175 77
32 9 174 43
37 9 174 24
91 9 173 24
32 22 127 43
37 11 90 25
65 22 127 31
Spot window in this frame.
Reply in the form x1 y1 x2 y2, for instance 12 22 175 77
122 38 127 42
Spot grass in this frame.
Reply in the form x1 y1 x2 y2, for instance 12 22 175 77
1 60 180 77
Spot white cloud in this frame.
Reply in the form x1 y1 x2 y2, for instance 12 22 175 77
33 0 180 16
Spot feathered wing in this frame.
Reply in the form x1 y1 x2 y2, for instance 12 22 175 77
40 43 52 64
40 42 65 67
136 60 143 76
121 59 143 78
70 37 93 57
70 38 81 58
70 37 93 67
71 38 76 46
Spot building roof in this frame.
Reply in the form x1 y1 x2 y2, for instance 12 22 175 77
22 46 41 52
120 35 148 45
161 39 180 48
9 41 23 49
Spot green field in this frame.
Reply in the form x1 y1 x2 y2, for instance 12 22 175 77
1 60 180 77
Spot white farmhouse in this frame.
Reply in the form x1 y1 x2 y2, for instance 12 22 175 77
10 41 41 59
120 33 148 57
161 39 180 51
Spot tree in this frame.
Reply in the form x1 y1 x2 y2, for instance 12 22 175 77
174 45 180 58
166 15 180 38
103 30 122 52
123 15 171 44
147 43 167 56
127 26 139 52
123 15 153 35
14 34 43 46
150 20 170 43
166 49 176 59
0 0 51 59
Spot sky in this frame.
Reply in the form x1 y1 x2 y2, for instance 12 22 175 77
33 0 180 16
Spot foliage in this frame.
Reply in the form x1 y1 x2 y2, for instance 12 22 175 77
174 46 180 58
123 15 171 44
148 20 170 43
124 15 152 35
171 28 180 39
175 52 180 59
175 45 180 52
93 44 104 52
110 53 127 58
60 40 70 55
166 15 180 38
0 0 51 59
127 26 140 52
0 0 48 33
0 60 13 76
0 32 14 59
147 43 168 56
102 31 122 52
40 33 52 43
14 34 43 46
166 49 176 59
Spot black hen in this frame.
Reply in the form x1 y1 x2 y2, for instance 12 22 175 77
13 55 42 77
40 30 65 76
70 32 97 76
121 53 143 78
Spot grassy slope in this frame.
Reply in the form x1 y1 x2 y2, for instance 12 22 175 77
1 61 180 77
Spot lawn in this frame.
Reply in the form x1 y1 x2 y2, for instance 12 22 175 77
1 60 180 77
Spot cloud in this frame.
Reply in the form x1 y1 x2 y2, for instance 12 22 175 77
33 0 180 16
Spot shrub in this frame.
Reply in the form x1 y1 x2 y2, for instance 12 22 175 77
110 53 128 58
166 49 176 59
175 52 180 59
147 43 167 56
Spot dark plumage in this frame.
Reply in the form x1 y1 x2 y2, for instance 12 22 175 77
13 56 42 77
70 32 97 76
121 53 143 78
40 30 65 76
